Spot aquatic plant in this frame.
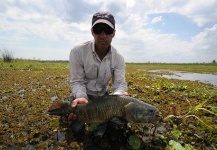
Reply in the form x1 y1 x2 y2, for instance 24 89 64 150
164 99 217 129
129 135 141 149
0 60 216 149
166 140 194 150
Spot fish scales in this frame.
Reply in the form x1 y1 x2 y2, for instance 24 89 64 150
47 95 161 124
74 96 127 123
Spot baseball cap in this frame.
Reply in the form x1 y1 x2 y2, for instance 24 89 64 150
92 12 115 29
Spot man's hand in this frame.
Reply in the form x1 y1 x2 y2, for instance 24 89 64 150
123 92 129 96
71 97 88 107
113 91 129 96
68 97 88 120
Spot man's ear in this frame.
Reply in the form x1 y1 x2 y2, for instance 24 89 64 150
112 30 116 38
91 28 94 36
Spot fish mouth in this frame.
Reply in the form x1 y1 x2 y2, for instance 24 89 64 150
150 111 162 123
156 114 163 121
46 109 66 116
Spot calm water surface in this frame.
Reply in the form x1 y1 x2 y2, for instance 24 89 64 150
149 70 217 87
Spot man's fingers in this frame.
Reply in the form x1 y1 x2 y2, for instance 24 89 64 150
71 100 78 107
71 98 88 108
82 98 88 104
68 113 77 120
123 92 129 96
69 98 88 120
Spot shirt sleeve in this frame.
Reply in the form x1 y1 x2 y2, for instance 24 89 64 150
112 54 128 95
69 47 88 99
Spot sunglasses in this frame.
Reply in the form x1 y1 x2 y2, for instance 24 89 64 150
92 26 114 35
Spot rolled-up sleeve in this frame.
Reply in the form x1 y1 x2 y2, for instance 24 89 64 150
69 47 88 99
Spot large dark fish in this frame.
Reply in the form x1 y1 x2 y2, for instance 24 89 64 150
47 95 161 124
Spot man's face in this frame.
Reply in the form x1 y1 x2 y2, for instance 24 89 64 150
91 23 115 50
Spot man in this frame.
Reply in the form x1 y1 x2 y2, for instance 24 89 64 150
69 12 128 111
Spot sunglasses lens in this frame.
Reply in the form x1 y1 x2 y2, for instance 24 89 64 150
93 26 114 35
105 28 114 34
93 27 102 34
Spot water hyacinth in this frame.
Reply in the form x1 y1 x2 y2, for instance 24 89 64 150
0 59 217 149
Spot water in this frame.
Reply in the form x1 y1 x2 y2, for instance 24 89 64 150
149 70 217 87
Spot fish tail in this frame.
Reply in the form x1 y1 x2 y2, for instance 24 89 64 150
47 101 71 116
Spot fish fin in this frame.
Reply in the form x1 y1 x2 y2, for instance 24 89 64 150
47 101 70 116
69 120 85 134
109 117 128 126
93 123 107 137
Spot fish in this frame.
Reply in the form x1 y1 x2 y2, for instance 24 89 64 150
47 95 161 124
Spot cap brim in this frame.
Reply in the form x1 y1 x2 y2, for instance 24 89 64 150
92 19 114 29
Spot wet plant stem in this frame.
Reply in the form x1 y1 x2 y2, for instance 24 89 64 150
182 115 213 129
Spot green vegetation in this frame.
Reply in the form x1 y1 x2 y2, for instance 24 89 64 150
0 49 14 62
126 62 217 73
0 58 69 70
0 59 217 149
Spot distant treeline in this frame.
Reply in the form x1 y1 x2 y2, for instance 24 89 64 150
41 61 217 65
1 58 216 65
126 62 217 65
40 60 69 63
39 59 217 65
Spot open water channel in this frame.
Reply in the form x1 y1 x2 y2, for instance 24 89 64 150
149 70 217 88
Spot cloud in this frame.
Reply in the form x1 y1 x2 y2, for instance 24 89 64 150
114 26 193 63
151 16 162 24
0 1 93 43
115 0 217 27
167 0 217 27
192 24 217 54
0 0 216 63
58 0 96 23
125 0 135 8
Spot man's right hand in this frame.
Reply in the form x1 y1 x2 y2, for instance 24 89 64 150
68 97 88 120
71 97 88 107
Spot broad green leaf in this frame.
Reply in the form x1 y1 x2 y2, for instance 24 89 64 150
129 135 141 150
171 130 182 141
184 144 194 150
168 140 184 150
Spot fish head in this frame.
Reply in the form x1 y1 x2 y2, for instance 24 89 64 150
125 102 161 123
47 101 72 116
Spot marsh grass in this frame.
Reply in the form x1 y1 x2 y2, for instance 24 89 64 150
0 58 69 70
0 60 217 149
164 99 216 129
0 49 14 62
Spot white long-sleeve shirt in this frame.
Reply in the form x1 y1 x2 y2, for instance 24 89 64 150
69 40 127 99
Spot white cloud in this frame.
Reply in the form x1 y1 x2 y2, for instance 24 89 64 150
126 0 135 8
117 0 217 27
167 0 217 27
192 24 217 54
0 0 216 62
151 16 162 24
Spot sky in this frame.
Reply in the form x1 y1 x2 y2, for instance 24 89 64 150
0 0 217 63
